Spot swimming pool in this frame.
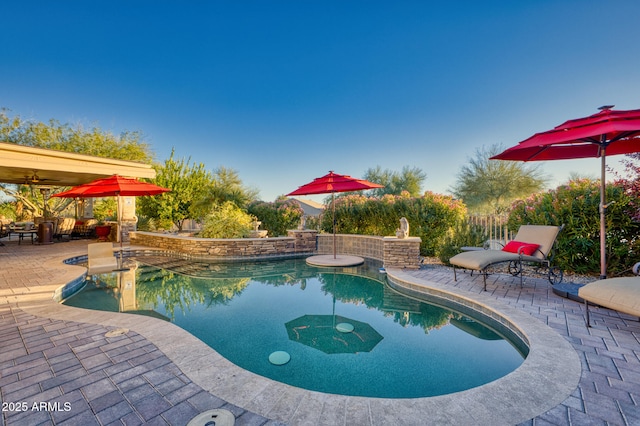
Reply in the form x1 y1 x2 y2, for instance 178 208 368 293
63 255 526 398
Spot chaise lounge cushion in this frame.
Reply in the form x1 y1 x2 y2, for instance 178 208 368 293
578 278 640 318
450 249 520 270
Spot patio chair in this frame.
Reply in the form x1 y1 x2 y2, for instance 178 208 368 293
54 217 76 241
87 242 118 275
0 218 11 235
0 218 12 246
578 267 640 327
450 224 563 290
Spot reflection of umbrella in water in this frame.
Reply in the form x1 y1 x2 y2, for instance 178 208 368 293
285 314 383 354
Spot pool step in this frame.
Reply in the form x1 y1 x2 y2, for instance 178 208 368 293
136 256 214 278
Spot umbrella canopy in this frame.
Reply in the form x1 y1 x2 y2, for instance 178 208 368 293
52 174 170 198
287 171 383 259
491 106 640 278
285 314 383 354
287 171 384 196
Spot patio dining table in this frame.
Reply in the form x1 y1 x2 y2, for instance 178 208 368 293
9 222 37 245
10 229 37 244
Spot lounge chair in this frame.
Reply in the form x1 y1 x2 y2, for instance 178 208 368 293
54 217 76 241
450 224 563 290
578 273 640 327
87 242 118 275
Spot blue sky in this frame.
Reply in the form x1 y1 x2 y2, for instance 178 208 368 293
3 1 640 201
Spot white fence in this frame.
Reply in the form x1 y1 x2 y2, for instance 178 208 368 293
468 214 515 247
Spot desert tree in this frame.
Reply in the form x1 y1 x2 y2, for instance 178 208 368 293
363 165 426 197
138 148 213 231
450 143 548 214
190 166 259 218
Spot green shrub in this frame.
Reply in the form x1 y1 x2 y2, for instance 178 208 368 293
438 221 488 264
135 215 162 232
92 198 117 223
247 198 304 237
303 215 321 230
507 178 640 275
200 201 255 238
321 191 467 257
0 202 16 220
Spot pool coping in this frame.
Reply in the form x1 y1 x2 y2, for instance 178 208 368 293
17 254 581 425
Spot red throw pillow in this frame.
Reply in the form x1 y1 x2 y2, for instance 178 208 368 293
502 240 540 256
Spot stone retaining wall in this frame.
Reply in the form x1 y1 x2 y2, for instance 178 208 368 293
130 230 420 268
129 231 312 259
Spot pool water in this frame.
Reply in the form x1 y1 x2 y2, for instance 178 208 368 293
64 256 525 398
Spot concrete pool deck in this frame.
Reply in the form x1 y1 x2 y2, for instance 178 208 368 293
1 240 639 425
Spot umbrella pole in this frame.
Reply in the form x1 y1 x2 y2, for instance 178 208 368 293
332 272 336 321
332 193 336 259
118 194 123 267
599 147 607 279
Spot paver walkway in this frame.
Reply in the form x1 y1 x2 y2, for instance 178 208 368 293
0 239 639 425
408 265 640 426
0 306 233 425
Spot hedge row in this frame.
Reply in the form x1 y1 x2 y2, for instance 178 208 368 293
319 192 467 258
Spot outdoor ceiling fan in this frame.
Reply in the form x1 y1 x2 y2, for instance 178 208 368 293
23 170 58 185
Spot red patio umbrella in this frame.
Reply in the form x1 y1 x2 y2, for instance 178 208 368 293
52 174 171 198
491 106 640 278
53 175 170 255
287 171 383 259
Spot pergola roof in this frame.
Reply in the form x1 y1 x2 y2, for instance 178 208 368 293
0 142 156 186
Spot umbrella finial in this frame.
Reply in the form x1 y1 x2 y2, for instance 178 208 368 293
598 105 615 111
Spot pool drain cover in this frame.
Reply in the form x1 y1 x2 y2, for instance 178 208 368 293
269 351 291 365
104 328 129 338
336 322 354 333
187 409 235 426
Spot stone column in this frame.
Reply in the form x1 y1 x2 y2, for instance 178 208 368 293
287 230 318 253
382 236 421 269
